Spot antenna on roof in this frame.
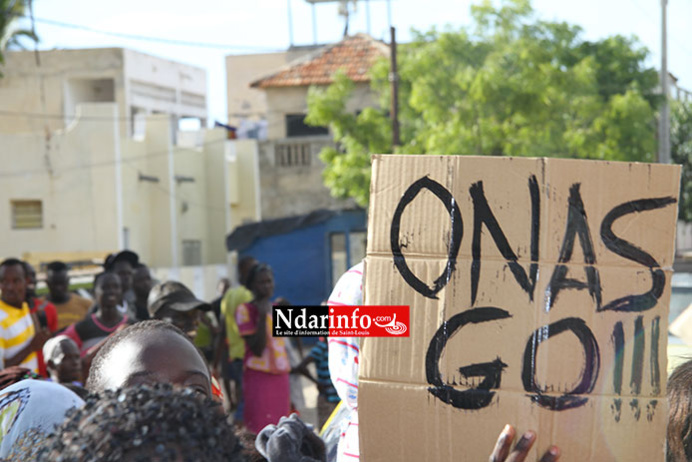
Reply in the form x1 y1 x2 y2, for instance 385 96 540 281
287 0 295 46
337 0 353 37
304 0 391 43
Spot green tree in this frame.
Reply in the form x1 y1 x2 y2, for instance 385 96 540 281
307 0 660 207
671 101 692 222
0 0 38 70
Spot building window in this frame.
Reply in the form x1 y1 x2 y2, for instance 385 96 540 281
182 240 202 266
349 231 367 264
330 230 367 288
330 233 347 289
275 142 312 167
11 200 43 229
285 114 328 138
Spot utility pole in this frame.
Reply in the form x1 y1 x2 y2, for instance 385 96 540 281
659 0 670 163
287 0 294 47
390 26 400 149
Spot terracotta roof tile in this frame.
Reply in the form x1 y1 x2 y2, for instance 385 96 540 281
251 34 389 88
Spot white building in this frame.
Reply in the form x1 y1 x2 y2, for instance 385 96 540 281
0 48 207 138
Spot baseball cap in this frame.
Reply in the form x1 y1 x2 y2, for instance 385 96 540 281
147 281 211 318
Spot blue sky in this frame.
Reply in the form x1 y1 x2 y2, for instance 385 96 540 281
24 0 692 127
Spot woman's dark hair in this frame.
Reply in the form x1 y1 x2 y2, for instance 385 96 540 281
245 263 271 292
9 384 246 461
668 359 692 461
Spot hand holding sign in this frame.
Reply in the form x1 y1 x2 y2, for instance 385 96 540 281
489 425 560 462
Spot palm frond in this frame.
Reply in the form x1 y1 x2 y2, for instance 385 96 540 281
5 27 38 49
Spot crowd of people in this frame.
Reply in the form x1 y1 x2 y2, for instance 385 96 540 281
0 251 339 461
0 251 691 460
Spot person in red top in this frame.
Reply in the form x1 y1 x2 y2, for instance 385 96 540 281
23 262 58 377
63 272 131 378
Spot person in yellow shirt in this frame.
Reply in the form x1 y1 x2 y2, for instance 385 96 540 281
0 258 50 373
215 256 256 420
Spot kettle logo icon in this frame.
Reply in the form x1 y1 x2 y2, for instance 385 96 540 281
373 313 408 335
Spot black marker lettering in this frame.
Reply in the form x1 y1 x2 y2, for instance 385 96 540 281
651 316 661 395
630 398 641 421
599 197 677 312
391 177 463 299
470 176 540 305
522 317 600 410
646 400 658 422
612 321 625 395
426 307 511 410
545 184 602 311
631 315 645 395
611 398 622 422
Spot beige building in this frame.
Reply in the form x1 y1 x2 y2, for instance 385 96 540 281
0 48 260 271
0 48 207 138
0 104 260 269
226 34 388 219
226 45 320 130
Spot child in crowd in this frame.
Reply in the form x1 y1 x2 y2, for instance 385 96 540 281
236 263 290 433
42 335 87 398
131 263 153 321
63 272 131 377
43 261 91 331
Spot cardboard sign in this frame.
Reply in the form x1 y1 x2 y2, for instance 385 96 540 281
360 156 680 461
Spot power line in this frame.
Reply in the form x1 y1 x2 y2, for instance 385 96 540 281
0 109 283 128
9 13 284 53
0 109 145 121
0 136 229 179
628 0 692 60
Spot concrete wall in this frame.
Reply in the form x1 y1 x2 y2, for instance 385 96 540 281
227 139 262 225
226 52 288 127
264 82 375 139
225 46 320 127
124 49 207 124
258 136 356 219
0 104 121 259
0 48 125 135
0 104 261 270
0 48 207 138
226 48 378 221
254 81 371 219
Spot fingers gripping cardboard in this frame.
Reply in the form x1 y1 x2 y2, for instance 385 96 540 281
360 156 680 461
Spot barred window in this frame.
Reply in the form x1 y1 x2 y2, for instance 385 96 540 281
182 240 202 266
11 200 43 229
275 142 312 167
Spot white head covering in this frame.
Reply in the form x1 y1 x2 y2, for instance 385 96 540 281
0 379 84 457
42 335 76 363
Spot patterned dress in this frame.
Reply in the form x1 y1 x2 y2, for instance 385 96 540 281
236 302 290 433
